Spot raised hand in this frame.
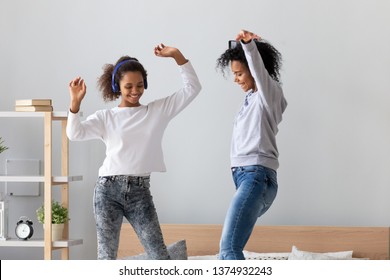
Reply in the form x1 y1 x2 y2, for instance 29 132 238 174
154 43 188 65
236 29 261 43
68 76 86 113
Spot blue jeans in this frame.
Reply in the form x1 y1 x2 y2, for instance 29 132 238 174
93 175 170 260
219 165 278 260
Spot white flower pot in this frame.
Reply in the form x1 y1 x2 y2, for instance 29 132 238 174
43 224 64 241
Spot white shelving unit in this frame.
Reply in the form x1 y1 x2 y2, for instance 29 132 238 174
0 111 83 259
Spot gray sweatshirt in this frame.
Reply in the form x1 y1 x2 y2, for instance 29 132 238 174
231 40 287 170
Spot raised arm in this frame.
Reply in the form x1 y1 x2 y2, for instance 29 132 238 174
152 43 201 119
236 30 282 106
67 77 105 141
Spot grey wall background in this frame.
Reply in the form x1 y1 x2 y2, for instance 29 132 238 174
0 0 389 259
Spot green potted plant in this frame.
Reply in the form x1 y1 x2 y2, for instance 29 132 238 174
36 200 69 241
0 137 9 154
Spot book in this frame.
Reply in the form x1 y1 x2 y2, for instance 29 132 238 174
15 99 52 106
15 105 53 112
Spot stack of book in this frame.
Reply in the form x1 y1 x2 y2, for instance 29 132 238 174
15 99 53 112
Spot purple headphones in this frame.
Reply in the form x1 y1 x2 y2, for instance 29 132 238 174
111 58 148 93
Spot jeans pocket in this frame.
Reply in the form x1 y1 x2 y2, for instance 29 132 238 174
141 179 151 189
264 177 278 205
95 177 115 195
97 176 112 186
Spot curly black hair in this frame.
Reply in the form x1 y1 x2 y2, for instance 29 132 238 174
216 40 282 83
97 56 148 102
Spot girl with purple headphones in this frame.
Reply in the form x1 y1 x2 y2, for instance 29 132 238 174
66 43 201 259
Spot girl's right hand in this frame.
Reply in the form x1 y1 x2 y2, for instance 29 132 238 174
68 76 86 113
236 29 261 43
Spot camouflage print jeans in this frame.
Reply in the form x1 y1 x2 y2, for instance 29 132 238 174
93 175 170 260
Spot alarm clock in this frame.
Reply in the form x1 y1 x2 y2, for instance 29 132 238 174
15 216 34 240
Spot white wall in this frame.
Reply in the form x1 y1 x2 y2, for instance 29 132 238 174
1 0 389 259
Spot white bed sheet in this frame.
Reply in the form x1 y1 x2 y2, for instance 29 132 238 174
188 250 290 260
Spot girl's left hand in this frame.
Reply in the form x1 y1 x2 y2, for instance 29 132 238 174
154 43 188 65
154 43 178 58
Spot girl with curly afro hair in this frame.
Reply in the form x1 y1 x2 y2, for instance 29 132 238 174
217 30 287 260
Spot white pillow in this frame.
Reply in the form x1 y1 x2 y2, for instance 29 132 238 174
288 246 353 260
120 240 187 260
189 251 290 260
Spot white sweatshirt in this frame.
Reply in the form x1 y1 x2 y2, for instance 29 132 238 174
231 40 287 170
67 61 201 176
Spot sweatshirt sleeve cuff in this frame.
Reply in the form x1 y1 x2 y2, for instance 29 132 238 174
241 39 256 52
178 60 193 72
68 109 80 119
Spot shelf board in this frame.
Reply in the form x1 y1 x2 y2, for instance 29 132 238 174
0 175 83 183
0 111 68 119
0 238 83 248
